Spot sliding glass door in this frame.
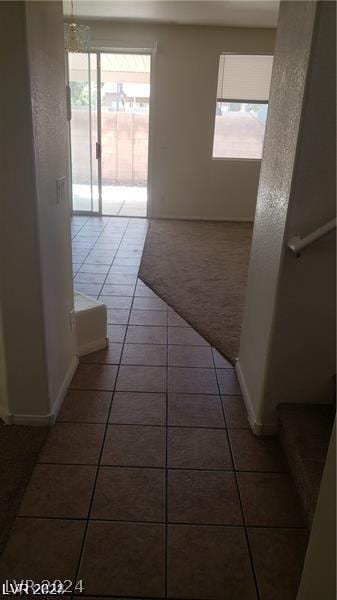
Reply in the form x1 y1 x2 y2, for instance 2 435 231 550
68 51 150 217
68 52 99 213
100 53 150 216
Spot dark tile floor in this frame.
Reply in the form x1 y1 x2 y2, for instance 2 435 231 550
0 217 309 600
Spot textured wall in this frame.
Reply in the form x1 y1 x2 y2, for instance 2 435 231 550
264 0 336 409
25 0 76 410
0 1 75 420
238 0 336 431
0 1 49 417
85 20 275 221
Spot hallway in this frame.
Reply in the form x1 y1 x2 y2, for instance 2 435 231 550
0 216 308 599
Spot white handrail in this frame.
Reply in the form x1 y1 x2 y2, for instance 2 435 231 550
288 218 336 254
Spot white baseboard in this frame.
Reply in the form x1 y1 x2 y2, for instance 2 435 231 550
6 413 55 426
149 214 254 223
5 355 79 427
0 407 11 424
235 359 278 436
49 354 79 424
77 336 108 357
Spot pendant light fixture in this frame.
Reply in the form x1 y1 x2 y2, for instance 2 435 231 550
64 0 90 53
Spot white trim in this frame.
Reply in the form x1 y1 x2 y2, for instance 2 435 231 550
146 46 157 219
0 407 11 424
77 336 108 357
69 45 155 219
6 413 55 426
91 42 156 219
235 359 277 435
49 355 79 423
149 214 254 223
4 355 79 427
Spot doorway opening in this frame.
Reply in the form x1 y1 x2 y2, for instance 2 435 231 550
68 51 151 217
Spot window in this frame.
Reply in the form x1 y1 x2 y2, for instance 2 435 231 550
212 54 273 160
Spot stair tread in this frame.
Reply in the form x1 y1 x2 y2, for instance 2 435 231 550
278 403 335 525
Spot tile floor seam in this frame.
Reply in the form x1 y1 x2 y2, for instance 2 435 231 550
70 391 114 599
14 512 309 534
78 362 233 370
70 218 142 600
76 462 226 472
53 421 225 430
96 219 133 298
35 460 290 475
72 216 117 277
69 387 224 395
71 216 90 240
213 355 261 600
165 305 169 600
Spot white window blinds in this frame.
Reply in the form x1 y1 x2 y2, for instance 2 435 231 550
216 54 273 102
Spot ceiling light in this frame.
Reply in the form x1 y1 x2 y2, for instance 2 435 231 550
64 0 90 53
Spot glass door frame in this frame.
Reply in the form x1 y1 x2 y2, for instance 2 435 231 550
96 52 102 215
67 48 153 217
66 51 101 216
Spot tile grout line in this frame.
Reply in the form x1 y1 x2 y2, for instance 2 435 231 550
117 218 169 599
70 393 113 598
35 460 289 475
71 217 93 274
70 218 146 599
212 353 261 600
80 361 232 370
55 422 252 432
165 305 169 600
15 513 309 531
82 218 130 298
69 386 239 396
115 217 169 599
81 364 231 368
71 216 90 242
72 216 113 278
95 217 132 298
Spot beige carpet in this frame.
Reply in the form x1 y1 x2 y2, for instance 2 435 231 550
139 219 253 364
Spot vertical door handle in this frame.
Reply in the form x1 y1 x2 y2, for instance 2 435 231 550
66 85 72 121
96 142 101 159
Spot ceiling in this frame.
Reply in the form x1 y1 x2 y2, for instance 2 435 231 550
63 1 279 28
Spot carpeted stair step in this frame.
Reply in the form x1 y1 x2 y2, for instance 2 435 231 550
278 403 335 526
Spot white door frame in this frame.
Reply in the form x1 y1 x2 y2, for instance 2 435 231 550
68 46 155 218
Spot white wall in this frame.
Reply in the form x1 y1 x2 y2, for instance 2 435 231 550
85 20 275 221
0 0 50 419
237 0 336 433
25 0 76 414
0 1 76 423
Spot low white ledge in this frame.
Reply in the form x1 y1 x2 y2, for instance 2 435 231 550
74 291 108 357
